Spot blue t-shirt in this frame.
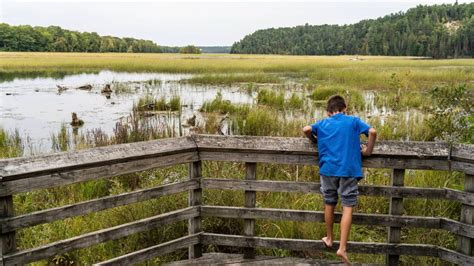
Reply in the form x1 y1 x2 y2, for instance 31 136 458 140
311 113 371 179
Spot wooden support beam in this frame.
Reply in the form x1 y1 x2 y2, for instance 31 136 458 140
386 169 404 266
244 163 257 259
0 195 15 266
188 161 202 259
458 174 473 256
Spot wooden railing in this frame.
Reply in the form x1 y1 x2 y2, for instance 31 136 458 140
0 135 472 265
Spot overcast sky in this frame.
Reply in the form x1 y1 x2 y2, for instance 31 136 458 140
0 0 468 46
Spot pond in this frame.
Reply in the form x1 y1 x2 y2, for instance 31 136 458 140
1 70 423 155
0 71 255 151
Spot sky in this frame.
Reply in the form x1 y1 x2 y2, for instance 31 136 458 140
0 0 469 46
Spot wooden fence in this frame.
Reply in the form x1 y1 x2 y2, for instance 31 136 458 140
0 135 472 265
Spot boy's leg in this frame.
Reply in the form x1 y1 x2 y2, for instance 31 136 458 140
338 178 359 264
337 206 353 264
320 175 339 247
324 204 336 246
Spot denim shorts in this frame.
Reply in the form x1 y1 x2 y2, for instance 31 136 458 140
320 175 359 207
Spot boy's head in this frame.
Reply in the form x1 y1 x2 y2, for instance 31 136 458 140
327 95 347 115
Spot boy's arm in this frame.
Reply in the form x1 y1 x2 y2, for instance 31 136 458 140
302 125 317 144
362 128 377 156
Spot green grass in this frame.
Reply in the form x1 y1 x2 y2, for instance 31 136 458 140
134 95 181 112
0 128 22 158
200 91 250 115
309 86 365 112
186 73 280 85
256 88 285 108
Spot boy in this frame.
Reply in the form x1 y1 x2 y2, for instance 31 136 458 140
302 95 376 264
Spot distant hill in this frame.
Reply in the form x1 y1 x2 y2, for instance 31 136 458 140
0 23 172 53
231 3 473 58
198 46 232 53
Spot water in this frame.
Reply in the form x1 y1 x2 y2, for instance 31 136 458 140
0 71 253 151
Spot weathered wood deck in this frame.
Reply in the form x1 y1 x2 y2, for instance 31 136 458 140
0 135 472 266
166 253 377 265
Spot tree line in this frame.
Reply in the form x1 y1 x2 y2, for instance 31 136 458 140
0 23 185 53
231 3 473 58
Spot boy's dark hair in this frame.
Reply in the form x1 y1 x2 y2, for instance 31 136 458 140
327 95 346 113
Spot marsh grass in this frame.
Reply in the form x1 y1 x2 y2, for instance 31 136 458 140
51 124 71 152
200 91 250 115
0 128 22 158
256 89 285 108
111 81 136 94
374 91 428 110
134 95 181 112
186 73 280 85
1 53 472 91
368 112 431 141
309 86 365 112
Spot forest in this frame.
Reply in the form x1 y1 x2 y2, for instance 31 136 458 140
0 23 181 53
231 3 474 58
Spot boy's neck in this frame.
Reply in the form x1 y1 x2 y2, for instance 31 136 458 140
328 111 345 117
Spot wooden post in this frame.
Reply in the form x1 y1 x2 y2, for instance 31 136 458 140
1 195 16 265
458 174 473 256
244 162 257 259
188 161 202 259
386 169 404 266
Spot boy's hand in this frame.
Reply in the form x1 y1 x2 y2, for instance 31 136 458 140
360 144 370 156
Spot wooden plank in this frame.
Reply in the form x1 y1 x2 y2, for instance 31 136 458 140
200 233 440 257
188 161 202 259
199 151 450 170
198 151 318 166
445 188 474 206
94 234 201 266
387 169 404 266
451 143 474 163
452 161 474 175
201 206 440 229
244 163 256 259
362 157 450 171
194 135 450 159
202 179 448 200
457 174 473 256
2 207 199 265
0 136 197 182
440 218 474 239
0 180 198 233
438 246 474 266
166 253 347 265
0 195 15 262
0 151 199 196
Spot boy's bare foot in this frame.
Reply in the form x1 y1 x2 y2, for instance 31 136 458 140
336 249 350 265
321 237 333 248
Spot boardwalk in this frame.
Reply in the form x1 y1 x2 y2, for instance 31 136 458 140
0 135 472 265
